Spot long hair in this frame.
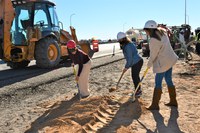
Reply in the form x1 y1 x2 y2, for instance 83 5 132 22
144 28 166 41
119 37 132 45
119 37 132 50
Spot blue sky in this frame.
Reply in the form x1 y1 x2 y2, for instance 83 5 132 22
53 0 199 40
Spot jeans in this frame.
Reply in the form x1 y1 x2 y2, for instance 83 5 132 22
155 67 174 89
131 59 143 90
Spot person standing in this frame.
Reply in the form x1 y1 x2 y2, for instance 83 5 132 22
179 29 186 44
143 20 178 110
66 40 92 98
117 32 143 97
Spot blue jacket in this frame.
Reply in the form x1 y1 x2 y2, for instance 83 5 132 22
122 42 142 69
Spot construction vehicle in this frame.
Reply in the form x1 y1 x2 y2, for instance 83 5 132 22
195 27 200 55
0 0 94 69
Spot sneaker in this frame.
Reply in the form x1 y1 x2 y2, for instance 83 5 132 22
135 90 142 97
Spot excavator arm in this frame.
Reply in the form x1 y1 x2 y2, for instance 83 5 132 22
70 26 94 57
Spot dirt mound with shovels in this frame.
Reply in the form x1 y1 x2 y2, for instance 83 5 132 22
26 95 146 133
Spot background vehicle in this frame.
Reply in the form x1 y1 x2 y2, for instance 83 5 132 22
141 38 150 57
195 27 200 55
126 28 148 49
126 28 141 48
91 37 99 52
171 24 195 60
0 0 95 69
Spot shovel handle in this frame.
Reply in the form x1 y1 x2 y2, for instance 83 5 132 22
132 67 149 102
135 67 149 90
72 65 76 75
116 71 125 87
140 67 149 82
72 65 79 84
72 65 81 99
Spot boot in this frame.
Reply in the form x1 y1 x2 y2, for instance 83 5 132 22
147 88 162 110
165 86 178 107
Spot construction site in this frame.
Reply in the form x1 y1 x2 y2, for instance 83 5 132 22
0 0 200 133
0 52 199 133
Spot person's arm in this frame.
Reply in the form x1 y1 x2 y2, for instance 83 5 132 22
77 52 84 77
124 45 134 69
77 64 83 76
147 38 162 68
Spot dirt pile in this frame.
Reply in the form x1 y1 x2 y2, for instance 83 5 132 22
25 95 145 133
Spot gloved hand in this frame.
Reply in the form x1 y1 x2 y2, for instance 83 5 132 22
75 76 79 82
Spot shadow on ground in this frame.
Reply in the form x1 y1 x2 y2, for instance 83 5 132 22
0 59 72 88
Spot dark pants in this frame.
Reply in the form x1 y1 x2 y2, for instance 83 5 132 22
131 59 143 90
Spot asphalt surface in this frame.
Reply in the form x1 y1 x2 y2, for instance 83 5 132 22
0 52 124 99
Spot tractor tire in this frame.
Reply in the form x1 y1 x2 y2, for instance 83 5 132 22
35 37 61 68
0 42 3 58
7 61 30 69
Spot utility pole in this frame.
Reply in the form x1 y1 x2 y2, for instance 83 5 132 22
185 0 186 24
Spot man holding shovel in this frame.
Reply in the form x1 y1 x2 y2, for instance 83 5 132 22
115 32 143 97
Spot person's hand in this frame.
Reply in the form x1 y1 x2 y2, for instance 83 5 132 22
75 76 79 82
123 68 128 73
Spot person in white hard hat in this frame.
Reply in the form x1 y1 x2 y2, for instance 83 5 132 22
143 20 178 110
117 32 143 97
179 29 185 44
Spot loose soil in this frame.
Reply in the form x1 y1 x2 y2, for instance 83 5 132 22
0 53 200 133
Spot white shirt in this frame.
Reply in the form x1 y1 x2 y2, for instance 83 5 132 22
179 33 185 44
147 33 178 73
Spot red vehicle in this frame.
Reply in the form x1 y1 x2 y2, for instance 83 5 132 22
92 38 99 52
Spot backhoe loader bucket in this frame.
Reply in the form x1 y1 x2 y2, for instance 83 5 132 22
70 26 94 58
79 41 94 58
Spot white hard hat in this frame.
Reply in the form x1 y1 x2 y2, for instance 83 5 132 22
92 37 96 40
144 20 157 29
117 32 126 40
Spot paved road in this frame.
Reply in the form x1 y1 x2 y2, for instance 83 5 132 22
0 43 121 71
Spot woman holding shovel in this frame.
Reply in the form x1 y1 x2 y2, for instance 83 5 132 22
116 32 143 97
143 20 178 110
67 40 92 98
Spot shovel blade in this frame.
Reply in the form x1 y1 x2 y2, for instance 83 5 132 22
109 86 118 92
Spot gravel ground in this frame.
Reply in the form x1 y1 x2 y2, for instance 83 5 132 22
0 53 200 133
0 53 125 133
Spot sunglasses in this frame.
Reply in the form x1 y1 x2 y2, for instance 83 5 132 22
68 48 76 53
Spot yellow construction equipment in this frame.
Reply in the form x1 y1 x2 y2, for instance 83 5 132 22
0 0 95 69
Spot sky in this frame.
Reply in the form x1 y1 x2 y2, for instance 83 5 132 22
52 0 200 40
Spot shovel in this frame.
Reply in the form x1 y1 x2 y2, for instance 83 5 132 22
72 65 81 99
132 67 149 102
109 71 125 92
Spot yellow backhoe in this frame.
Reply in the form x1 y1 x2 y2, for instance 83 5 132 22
0 0 94 69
